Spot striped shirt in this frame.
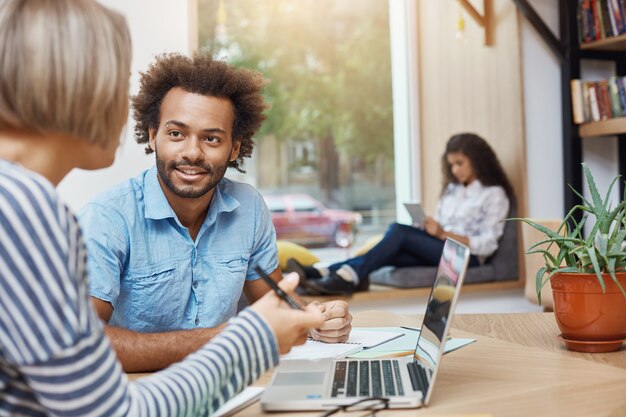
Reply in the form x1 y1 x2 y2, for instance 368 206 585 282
0 160 279 416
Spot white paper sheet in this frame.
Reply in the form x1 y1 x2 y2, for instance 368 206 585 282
213 386 264 417
281 328 405 360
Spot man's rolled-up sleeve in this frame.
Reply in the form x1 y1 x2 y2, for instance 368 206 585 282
78 203 128 306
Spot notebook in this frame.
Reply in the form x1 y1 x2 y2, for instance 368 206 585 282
214 387 264 417
261 238 471 411
347 326 476 359
281 329 405 361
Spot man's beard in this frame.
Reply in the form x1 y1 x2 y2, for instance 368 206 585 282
155 148 229 199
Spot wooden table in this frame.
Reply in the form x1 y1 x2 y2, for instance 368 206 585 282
235 311 626 417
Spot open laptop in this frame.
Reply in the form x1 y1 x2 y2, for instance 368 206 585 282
261 238 471 411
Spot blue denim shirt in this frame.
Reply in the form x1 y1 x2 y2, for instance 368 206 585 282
78 167 277 332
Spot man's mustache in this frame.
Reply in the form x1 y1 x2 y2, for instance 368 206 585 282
167 160 214 175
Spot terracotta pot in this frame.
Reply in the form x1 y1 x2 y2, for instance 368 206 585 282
550 272 626 352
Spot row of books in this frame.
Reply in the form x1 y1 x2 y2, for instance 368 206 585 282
570 78 626 124
578 0 626 43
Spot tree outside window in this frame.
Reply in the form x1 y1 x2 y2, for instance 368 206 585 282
198 0 396 249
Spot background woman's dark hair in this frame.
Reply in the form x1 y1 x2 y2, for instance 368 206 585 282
441 133 515 202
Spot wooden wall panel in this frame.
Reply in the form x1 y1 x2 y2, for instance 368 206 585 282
417 0 527 217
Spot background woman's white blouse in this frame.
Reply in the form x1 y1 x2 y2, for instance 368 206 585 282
436 180 510 260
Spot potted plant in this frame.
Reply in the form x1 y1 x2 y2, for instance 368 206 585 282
514 163 626 353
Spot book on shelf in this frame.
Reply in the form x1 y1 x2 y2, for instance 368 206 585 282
571 79 585 124
571 77 626 124
609 76 623 117
617 77 626 114
593 0 604 39
598 79 612 120
578 0 626 43
617 0 626 33
598 0 610 38
588 81 601 122
609 0 621 34
579 0 591 43
582 81 591 122
608 0 617 36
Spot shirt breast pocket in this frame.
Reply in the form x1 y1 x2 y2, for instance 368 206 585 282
211 254 250 321
127 263 183 331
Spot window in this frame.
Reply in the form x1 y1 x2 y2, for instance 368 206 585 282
198 0 397 252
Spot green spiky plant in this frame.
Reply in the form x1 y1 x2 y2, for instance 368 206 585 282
513 163 626 304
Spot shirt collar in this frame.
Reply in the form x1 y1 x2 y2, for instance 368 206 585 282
462 179 483 196
143 166 240 221
204 178 240 226
144 166 176 220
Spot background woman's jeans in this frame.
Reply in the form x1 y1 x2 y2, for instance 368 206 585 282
329 223 478 288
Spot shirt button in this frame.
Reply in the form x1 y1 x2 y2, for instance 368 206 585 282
195 318 200 325
193 281 198 288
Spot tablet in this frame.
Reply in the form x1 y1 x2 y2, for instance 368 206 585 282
403 202 426 226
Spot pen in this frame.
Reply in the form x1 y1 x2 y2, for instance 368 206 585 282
254 266 304 310
400 326 451 341
400 326 420 332
378 350 415 358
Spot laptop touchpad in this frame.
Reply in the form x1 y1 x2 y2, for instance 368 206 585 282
274 372 325 385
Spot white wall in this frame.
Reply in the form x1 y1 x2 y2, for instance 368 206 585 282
521 0 620 219
57 0 192 212
520 0 563 218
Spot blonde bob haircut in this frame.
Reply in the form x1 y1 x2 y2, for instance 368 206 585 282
0 0 132 147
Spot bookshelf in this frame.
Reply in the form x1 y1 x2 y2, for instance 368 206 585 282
560 0 626 216
580 32 626 51
579 117 626 137
514 0 626 218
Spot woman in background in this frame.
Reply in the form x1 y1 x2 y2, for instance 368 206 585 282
0 1 323 415
293 133 514 295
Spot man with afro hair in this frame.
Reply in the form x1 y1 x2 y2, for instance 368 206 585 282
79 53 352 372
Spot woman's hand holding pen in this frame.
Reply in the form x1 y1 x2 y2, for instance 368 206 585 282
251 273 326 354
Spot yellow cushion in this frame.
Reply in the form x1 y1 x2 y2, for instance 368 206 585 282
276 240 320 271
432 284 455 302
352 234 384 257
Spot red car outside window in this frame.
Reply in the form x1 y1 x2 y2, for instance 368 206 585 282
264 194 362 248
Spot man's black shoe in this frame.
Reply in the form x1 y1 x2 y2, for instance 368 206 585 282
303 271 355 296
295 285 321 296
286 258 322 281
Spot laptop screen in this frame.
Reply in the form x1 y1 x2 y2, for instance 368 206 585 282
412 238 470 404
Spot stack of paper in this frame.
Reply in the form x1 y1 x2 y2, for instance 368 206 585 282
348 326 476 359
281 328 404 361
280 326 475 361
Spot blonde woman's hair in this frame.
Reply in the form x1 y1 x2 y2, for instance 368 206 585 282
0 0 132 147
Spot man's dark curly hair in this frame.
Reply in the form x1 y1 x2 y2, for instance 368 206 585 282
131 52 268 172
441 133 515 202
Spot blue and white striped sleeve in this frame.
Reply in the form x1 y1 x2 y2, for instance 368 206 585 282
130 309 278 416
14 309 278 416
0 168 279 416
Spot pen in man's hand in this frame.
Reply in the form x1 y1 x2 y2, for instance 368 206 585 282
254 266 304 310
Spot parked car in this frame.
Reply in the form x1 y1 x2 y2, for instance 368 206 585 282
263 194 362 248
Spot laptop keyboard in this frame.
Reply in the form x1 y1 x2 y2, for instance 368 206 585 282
407 360 430 393
331 360 405 398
